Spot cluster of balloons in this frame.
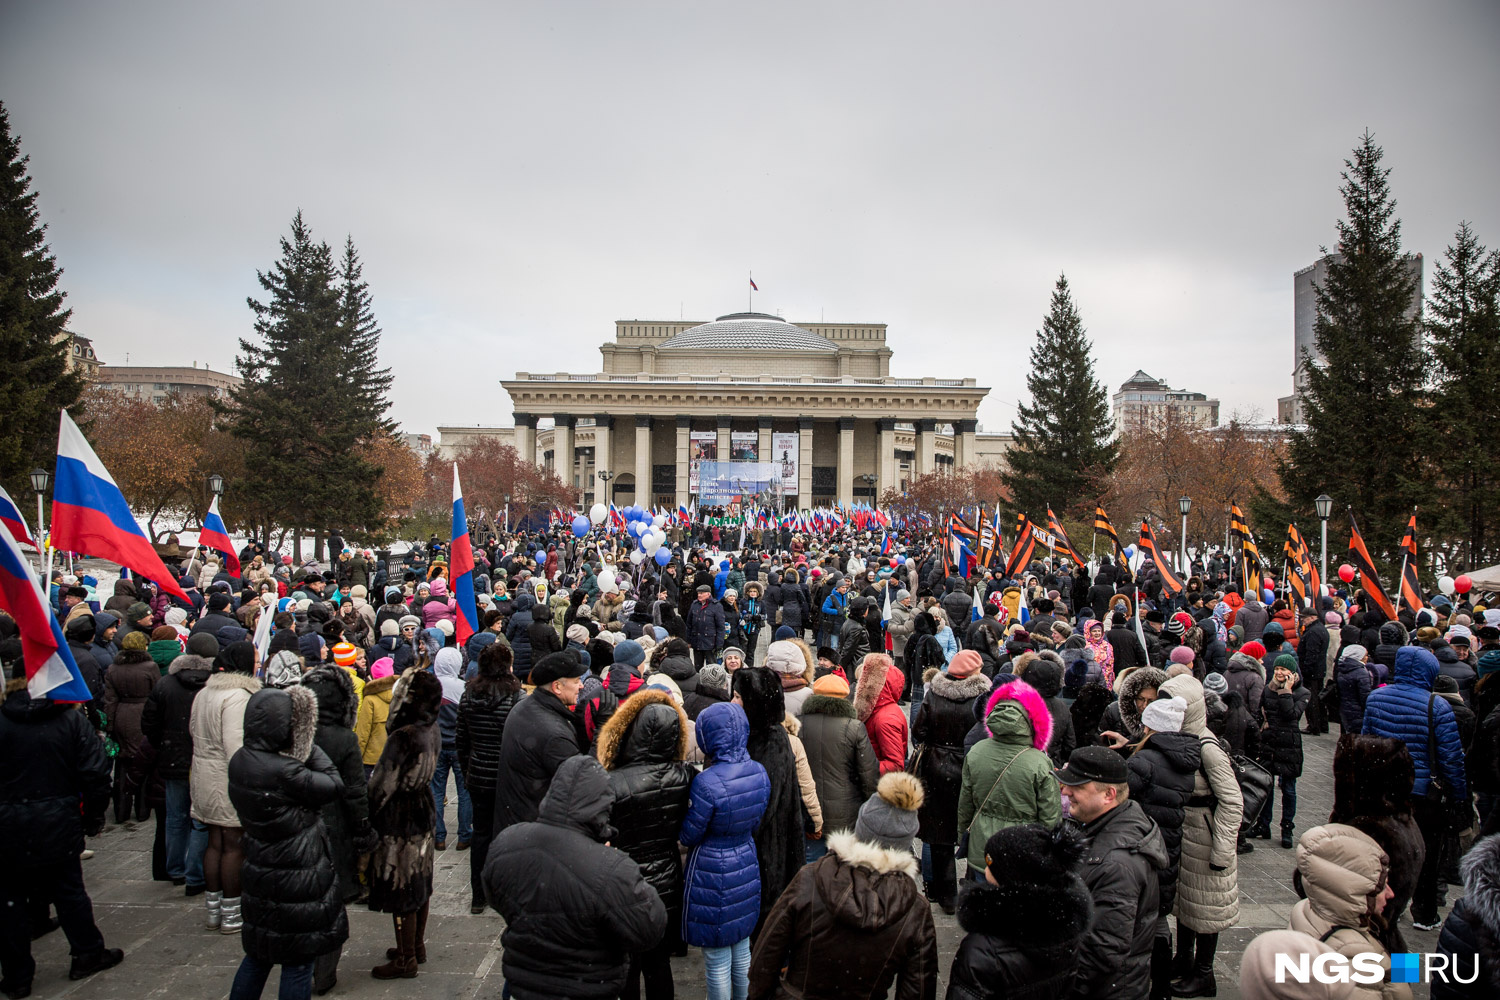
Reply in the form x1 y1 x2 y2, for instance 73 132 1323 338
1438 574 1473 597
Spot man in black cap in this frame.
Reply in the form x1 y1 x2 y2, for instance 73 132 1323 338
492 650 588 835
1057 746 1169 1000
188 592 238 639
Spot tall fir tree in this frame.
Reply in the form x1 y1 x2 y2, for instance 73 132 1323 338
227 213 391 549
1427 222 1500 566
1000 273 1117 521
0 101 84 493
1279 132 1427 564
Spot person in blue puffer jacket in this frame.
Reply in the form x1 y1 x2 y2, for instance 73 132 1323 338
1362 644 1468 931
505 593 537 683
680 702 769 1000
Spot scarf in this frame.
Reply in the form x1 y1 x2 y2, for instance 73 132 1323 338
1085 621 1115 688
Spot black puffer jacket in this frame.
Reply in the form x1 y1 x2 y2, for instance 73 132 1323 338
596 689 694 930
1072 799 1169 1000
456 682 523 796
1434 832 1500 1000
912 668 991 846
505 594 538 682
493 686 587 834
300 666 372 902
0 687 111 865
228 686 348 966
139 654 213 779
1258 682 1310 778
485 755 667 1000
1125 731 1201 917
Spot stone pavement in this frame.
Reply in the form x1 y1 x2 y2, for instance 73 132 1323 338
23 727 1447 999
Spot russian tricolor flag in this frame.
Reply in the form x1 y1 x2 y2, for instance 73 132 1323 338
199 496 241 576
0 486 36 549
880 531 893 556
50 410 188 601
450 465 480 646
0 518 92 702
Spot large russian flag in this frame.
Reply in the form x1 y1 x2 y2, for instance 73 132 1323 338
0 485 36 549
450 464 480 645
0 518 92 702
51 410 188 602
199 496 241 576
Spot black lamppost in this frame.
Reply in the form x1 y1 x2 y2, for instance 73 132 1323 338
207 472 225 499
1178 496 1192 576
1314 494 1334 593
29 467 49 570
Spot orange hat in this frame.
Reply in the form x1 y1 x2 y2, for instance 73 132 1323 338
812 673 850 697
332 642 358 667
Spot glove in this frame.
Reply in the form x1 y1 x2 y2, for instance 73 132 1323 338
1210 863 1228 872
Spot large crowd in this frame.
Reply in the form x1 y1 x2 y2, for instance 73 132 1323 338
1 519 1498 1000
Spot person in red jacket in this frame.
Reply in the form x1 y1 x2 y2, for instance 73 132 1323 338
854 653 908 774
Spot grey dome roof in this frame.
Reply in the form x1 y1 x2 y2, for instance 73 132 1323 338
657 313 837 352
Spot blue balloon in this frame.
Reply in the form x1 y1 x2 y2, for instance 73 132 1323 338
572 515 589 538
1263 588 1274 603
1123 545 1136 559
896 555 906 564
654 547 671 566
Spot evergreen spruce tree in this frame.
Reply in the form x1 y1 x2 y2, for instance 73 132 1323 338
1000 274 1117 520
1427 222 1500 565
0 101 84 492
1279 132 1427 562
227 213 391 549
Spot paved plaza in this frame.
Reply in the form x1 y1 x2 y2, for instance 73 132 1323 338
24 729 1445 999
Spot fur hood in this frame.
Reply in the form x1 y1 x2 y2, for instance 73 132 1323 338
241 685 318 762
927 670 993 702
1228 650 1266 679
205 670 261 694
826 830 920 880
387 669 442 731
800 694 857 720
955 873 1092 961
595 687 689 769
853 655 902 722
1117 666 1168 735
1459 833 1500 943
781 712 801 738
1015 649 1065 698
982 679 1053 751
170 653 216 677
301 664 357 729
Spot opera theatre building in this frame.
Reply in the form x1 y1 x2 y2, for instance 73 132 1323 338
437 312 1009 509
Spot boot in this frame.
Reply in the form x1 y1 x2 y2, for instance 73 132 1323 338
1171 966 1218 998
219 896 243 934
204 891 223 931
67 948 124 981
385 904 429 964
1170 929 1194 981
372 914 418 979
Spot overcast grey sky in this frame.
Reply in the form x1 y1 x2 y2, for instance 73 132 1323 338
3 1 1497 438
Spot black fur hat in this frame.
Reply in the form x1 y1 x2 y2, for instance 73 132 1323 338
731 666 785 732
984 821 1086 885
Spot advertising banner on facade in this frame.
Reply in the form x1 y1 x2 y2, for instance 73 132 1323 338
697 461 782 504
688 431 717 493
730 430 758 461
771 432 799 493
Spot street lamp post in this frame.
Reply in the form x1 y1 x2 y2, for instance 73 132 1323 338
596 470 613 509
30 467 50 574
1178 496 1192 577
1315 494 1333 597
503 493 511 534
207 472 225 499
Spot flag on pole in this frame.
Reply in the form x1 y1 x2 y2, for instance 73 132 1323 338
1093 506 1127 564
1348 514 1398 620
1138 521 1185 596
0 518 92 702
450 465 480 646
749 276 759 291
0 486 36 549
1229 503 1262 593
1046 507 1086 567
198 496 241 576
975 506 996 569
50 410 188 601
253 605 274 660
1004 514 1037 579
1398 513 1424 613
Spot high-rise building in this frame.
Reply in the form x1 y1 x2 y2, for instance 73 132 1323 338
1112 370 1219 435
93 363 242 404
1277 252 1423 424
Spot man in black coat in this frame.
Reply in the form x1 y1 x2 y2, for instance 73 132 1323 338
685 586 726 668
1058 746 1169 1000
141 646 214 891
0 677 123 992
492 651 587 835
189 592 239 639
485 756 666 1000
1297 608 1331 735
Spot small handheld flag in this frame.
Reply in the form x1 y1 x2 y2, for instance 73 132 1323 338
0 486 36 549
1348 514 1397 619
450 465 481 646
0 518 92 702
198 496 241 576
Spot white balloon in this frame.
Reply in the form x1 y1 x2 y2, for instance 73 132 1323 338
653 515 666 528
644 534 661 554
589 503 607 525
629 550 644 565
598 570 617 592
1439 575 1456 596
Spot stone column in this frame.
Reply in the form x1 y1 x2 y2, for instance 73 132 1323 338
634 415 652 507
716 415 732 464
797 417 814 504
675 415 691 509
915 419 936 476
514 413 537 466
836 417 855 507
757 416 773 466
877 418 898 496
592 414 614 504
955 418 977 470
554 416 576 499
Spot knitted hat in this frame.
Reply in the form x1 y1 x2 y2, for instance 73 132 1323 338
774 625 796 641
435 619 455 637
121 631 149 651
613 639 645 668
765 640 805 675
264 650 303 688
370 656 395 680
185 633 219 658
380 619 399 637
298 634 325 660
1240 640 1266 659
126 601 152 623
1274 653 1298 672
854 772 924 852
565 623 590 645
948 649 983 678
1342 644 1368 662
983 821 1087 886
1325 611 1342 625
1141 695 1187 733
812 673 850 697
163 606 188 626
332 642 358 666
207 592 230 612
1202 671 1228 696
152 625 179 641
1169 645 1196 666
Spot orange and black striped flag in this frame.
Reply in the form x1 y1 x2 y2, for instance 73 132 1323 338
1398 513 1424 613
1047 507 1086 567
1230 503 1261 593
1139 521 1185 596
1004 514 1037 579
1094 506 1126 563
977 506 998 570
1348 514 1398 619
1284 523 1317 608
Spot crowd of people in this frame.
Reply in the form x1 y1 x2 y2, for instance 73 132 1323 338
1 519 1499 1000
